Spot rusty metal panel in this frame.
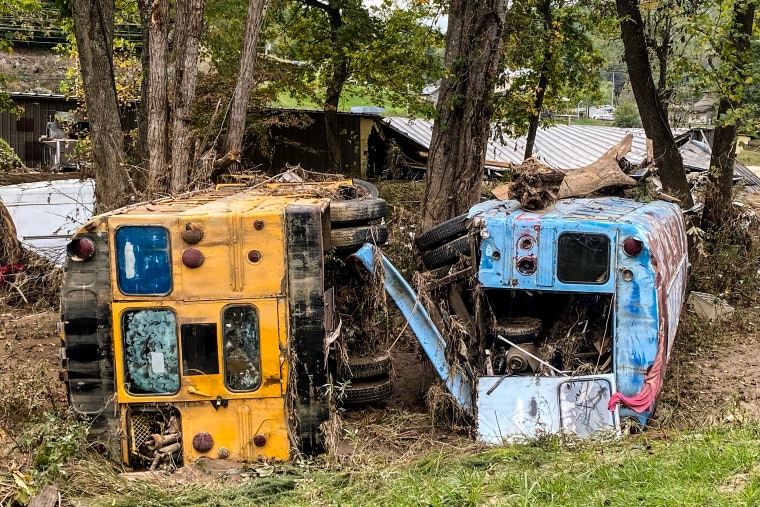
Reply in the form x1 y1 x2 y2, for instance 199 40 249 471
470 196 688 428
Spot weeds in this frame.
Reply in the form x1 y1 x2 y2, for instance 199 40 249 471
688 206 760 306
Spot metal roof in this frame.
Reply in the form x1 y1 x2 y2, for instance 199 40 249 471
384 117 676 170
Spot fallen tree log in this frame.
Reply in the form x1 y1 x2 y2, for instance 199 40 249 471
557 134 637 198
491 134 638 209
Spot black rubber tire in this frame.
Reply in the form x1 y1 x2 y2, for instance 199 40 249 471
331 225 388 249
415 214 469 252
330 197 387 225
489 317 543 344
421 235 471 269
338 354 392 381
341 376 393 405
353 178 379 197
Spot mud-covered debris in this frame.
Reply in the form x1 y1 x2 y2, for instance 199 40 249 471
504 158 566 210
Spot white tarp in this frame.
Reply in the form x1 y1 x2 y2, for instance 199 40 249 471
0 178 96 263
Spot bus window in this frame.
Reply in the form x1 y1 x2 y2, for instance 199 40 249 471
181 323 220 376
122 309 180 395
115 226 172 295
223 305 261 392
557 233 610 284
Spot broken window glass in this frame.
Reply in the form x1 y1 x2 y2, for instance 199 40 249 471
223 305 261 392
557 233 610 284
122 309 180 395
115 226 172 295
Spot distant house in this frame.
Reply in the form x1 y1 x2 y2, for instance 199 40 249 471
420 83 440 104
670 92 717 126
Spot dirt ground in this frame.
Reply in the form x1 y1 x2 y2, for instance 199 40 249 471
2 190 760 487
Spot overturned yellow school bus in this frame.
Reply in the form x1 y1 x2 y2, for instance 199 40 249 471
60 180 388 469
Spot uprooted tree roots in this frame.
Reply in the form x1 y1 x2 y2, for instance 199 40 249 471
1 201 61 309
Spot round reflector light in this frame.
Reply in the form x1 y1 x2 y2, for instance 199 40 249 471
247 250 262 263
253 434 266 447
623 237 643 257
181 222 203 244
66 238 95 261
182 248 205 268
192 432 214 453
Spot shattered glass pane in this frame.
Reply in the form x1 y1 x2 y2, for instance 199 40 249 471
122 309 180 395
558 379 615 437
223 305 261 392
557 233 610 284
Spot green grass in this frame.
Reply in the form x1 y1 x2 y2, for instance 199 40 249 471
271 89 408 116
76 425 760 506
737 148 760 167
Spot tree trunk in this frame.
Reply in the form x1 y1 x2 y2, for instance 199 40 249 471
524 0 552 160
616 0 693 209
421 0 508 228
702 1 755 228
171 0 204 193
71 0 131 212
323 2 348 172
143 0 169 197
223 0 267 155
136 0 150 182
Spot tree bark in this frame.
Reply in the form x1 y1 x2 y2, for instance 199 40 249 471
144 0 169 197
421 0 508 228
524 0 552 160
71 0 131 212
702 1 756 228
136 0 151 180
171 0 204 193
223 0 267 156
616 0 693 208
321 1 348 172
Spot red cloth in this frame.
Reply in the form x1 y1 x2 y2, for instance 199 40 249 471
0 263 23 283
607 341 666 413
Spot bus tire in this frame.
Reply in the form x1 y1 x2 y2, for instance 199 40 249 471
331 225 388 249
330 197 387 225
338 354 392 381
415 214 469 252
421 235 471 269
341 376 393 405
353 178 379 197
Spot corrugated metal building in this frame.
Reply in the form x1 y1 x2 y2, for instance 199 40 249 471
248 110 378 177
381 117 673 170
1 95 375 176
0 92 138 169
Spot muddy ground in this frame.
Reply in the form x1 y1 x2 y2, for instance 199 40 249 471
1 188 760 490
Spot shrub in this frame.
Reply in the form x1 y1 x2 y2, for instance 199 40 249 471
613 102 642 128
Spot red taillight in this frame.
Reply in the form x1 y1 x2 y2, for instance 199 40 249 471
247 250 262 263
182 248 205 268
192 432 214 452
253 434 266 447
181 222 203 244
66 238 95 261
622 237 643 257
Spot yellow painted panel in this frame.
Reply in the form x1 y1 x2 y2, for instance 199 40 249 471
178 398 290 461
112 299 284 404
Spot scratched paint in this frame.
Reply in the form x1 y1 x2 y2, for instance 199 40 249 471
470 196 688 433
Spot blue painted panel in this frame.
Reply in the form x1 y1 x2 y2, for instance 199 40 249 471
115 226 172 295
477 374 618 442
351 244 474 414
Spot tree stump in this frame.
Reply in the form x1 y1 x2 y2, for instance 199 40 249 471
0 200 21 266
